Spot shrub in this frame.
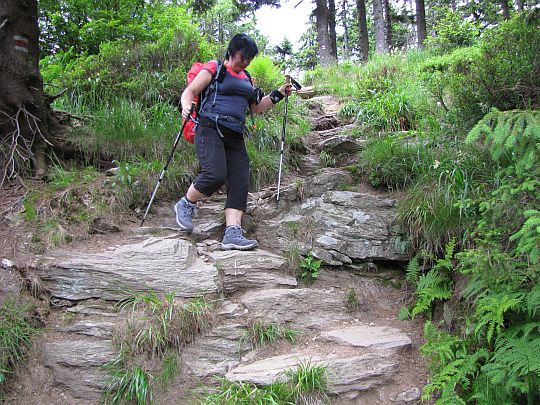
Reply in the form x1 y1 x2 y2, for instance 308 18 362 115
425 7 480 54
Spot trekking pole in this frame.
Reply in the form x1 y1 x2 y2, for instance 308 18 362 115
276 75 291 209
140 104 195 227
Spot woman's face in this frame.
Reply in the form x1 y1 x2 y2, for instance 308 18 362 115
228 50 253 72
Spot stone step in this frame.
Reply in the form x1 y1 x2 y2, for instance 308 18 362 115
38 236 219 300
316 324 412 350
225 349 397 395
239 288 354 331
204 248 297 294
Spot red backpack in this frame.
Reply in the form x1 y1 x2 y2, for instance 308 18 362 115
182 60 254 143
182 61 224 143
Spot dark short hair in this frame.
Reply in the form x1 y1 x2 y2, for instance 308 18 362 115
226 34 259 61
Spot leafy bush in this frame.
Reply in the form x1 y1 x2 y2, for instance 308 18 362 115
420 12 540 130
425 7 480 53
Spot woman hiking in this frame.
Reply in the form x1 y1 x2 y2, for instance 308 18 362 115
175 33 292 251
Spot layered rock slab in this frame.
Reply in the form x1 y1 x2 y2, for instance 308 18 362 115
317 324 412 350
39 236 219 300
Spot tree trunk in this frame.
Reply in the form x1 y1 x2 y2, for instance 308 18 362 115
0 0 70 182
0 0 50 180
372 0 387 53
342 0 349 59
516 0 523 11
383 0 392 51
328 0 338 60
314 0 335 65
415 0 427 48
356 0 369 62
500 0 511 20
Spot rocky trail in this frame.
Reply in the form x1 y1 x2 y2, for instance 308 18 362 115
2 95 428 404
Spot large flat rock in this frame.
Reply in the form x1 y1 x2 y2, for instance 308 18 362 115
42 339 114 401
225 351 397 394
240 288 353 330
182 323 247 378
317 325 412 350
39 236 219 300
205 249 297 294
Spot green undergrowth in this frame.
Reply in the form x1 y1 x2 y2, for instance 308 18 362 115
239 321 300 352
0 299 37 394
103 290 212 404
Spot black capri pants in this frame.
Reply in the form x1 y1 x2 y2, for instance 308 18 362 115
192 118 250 212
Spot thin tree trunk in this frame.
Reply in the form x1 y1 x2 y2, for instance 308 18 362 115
356 0 369 62
516 0 523 11
415 0 427 48
500 0 511 19
383 0 392 51
328 0 338 60
315 0 334 65
372 0 387 53
342 0 349 59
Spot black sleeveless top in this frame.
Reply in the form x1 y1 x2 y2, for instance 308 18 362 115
200 61 255 134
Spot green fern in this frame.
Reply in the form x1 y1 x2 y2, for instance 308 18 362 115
509 209 540 264
405 256 420 285
474 293 522 343
421 321 467 371
411 270 454 318
409 241 456 319
483 334 540 405
466 109 540 175
422 348 489 404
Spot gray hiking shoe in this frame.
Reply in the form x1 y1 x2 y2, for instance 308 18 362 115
174 197 196 231
221 225 258 251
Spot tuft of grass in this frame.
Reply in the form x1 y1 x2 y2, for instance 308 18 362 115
156 351 178 388
0 299 36 386
102 350 153 405
117 291 212 356
345 288 360 313
200 362 329 404
240 321 300 351
285 360 329 403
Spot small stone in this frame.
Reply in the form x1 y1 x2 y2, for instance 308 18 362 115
105 167 120 176
391 387 421 403
1 258 14 268
369 322 375 326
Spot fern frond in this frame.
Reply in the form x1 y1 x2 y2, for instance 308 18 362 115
465 109 540 172
405 256 420 285
411 269 454 319
422 349 489 404
493 335 540 378
475 294 522 343
525 283 540 319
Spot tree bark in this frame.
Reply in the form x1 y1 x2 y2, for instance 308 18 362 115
516 0 523 11
415 0 427 49
314 0 335 65
383 0 392 51
327 0 338 60
0 0 67 181
500 0 511 20
356 0 369 62
372 0 387 53
342 0 349 59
